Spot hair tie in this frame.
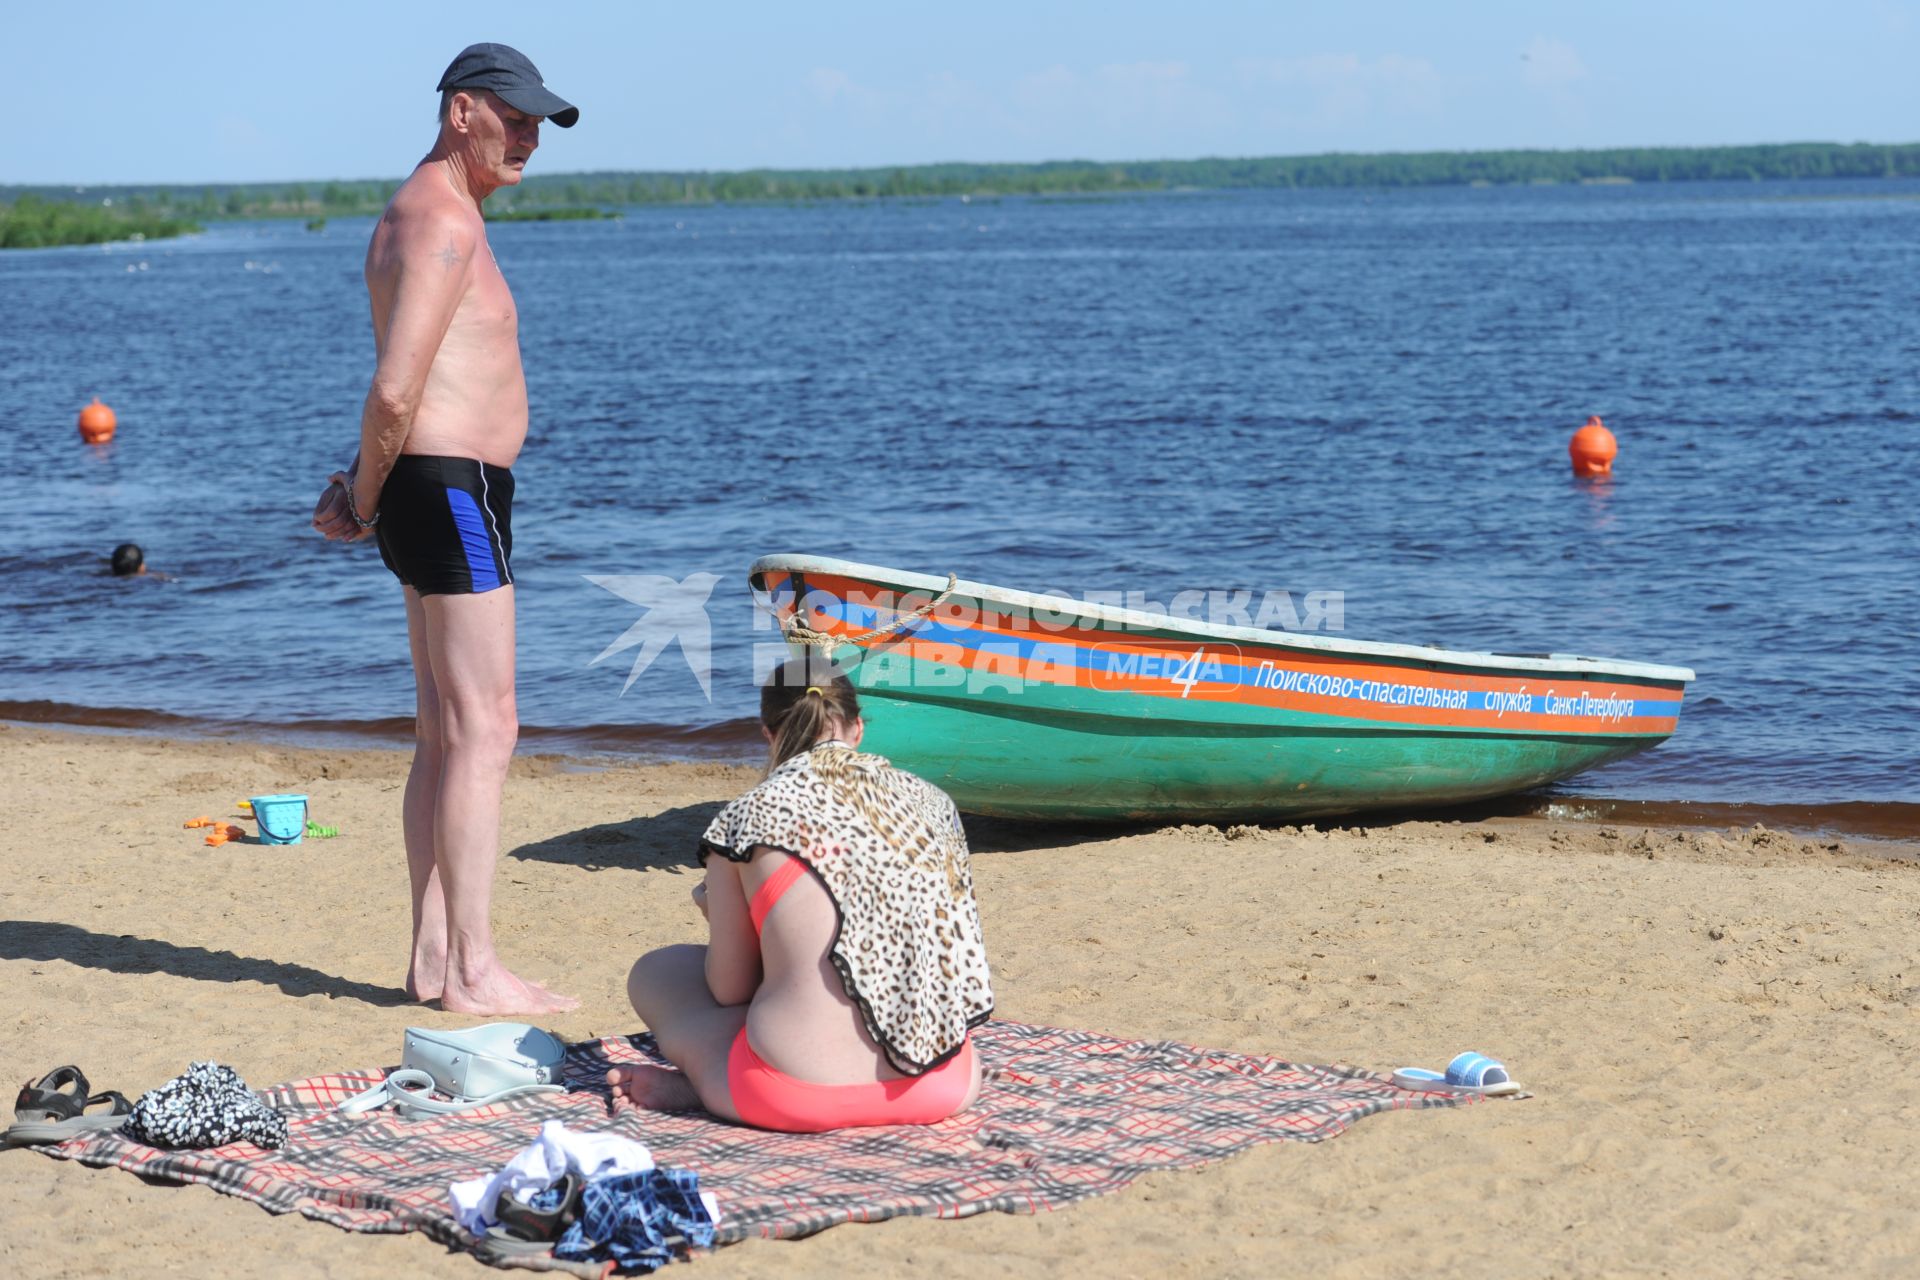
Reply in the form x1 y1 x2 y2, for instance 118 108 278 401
805 686 824 697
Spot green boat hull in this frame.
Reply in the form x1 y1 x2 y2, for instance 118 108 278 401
853 684 1657 822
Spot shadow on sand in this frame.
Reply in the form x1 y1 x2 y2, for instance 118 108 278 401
0 919 412 1007
506 800 1145 868
507 801 727 873
959 814 1158 854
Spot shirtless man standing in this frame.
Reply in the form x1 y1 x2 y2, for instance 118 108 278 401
312 44 579 1016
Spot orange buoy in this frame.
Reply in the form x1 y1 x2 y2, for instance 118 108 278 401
1569 415 1617 478
78 397 117 444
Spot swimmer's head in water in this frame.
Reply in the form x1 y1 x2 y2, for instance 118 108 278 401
110 543 145 576
761 656 860 771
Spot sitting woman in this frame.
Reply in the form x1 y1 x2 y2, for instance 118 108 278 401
610 661 994 1132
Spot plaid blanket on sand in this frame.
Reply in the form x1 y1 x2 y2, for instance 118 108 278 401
33 1021 1469 1275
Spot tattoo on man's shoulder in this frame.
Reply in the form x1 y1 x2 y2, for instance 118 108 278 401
437 240 463 271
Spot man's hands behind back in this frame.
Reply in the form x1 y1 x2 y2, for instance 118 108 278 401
312 472 374 542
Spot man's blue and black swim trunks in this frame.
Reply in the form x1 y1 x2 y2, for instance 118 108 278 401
375 455 514 596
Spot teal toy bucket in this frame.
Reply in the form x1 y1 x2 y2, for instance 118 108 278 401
250 794 308 845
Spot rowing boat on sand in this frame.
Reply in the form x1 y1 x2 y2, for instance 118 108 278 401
752 555 1693 822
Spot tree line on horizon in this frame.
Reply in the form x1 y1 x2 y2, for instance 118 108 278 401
4 142 1918 238
0 193 201 249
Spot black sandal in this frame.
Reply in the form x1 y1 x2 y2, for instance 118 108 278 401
488 1171 586 1245
4 1066 131 1148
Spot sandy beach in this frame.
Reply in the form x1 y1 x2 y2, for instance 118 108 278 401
1 721 1915 1278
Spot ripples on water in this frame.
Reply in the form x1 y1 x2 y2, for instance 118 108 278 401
0 182 1914 806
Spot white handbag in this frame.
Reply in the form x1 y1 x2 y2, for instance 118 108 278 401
337 1023 567 1118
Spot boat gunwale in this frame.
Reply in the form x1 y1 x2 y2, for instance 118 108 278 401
749 554 1697 686
861 683 1681 741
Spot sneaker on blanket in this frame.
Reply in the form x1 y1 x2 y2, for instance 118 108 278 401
1391 1052 1523 1097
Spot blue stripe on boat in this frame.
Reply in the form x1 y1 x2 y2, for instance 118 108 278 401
445 487 500 592
797 595 1683 719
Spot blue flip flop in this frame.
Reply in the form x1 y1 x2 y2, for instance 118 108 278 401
1391 1052 1522 1096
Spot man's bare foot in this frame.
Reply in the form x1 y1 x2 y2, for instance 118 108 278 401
441 964 580 1016
606 1064 702 1112
405 953 446 1003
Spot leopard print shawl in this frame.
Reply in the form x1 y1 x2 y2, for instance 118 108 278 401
699 742 994 1074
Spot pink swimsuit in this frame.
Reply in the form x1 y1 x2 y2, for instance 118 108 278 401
726 855 976 1134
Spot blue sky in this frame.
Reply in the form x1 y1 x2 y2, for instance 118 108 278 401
12 1 1919 184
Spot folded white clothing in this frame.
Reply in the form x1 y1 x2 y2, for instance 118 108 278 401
449 1119 656 1233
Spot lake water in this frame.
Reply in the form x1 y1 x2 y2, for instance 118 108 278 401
1 180 1914 819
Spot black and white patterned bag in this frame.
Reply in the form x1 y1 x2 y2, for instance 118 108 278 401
123 1062 288 1150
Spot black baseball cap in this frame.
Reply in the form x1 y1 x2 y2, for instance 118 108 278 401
436 43 579 128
